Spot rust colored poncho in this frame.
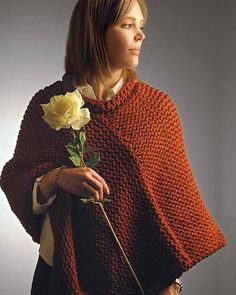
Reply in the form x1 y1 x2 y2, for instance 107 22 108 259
0 74 226 294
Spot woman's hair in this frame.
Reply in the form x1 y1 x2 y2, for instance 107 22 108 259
64 0 148 86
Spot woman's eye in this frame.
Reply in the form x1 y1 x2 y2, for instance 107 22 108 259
123 24 133 29
122 24 145 31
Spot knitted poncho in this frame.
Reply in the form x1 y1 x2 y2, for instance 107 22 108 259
0 74 226 294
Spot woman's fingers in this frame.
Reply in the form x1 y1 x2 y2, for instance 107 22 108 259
81 181 101 201
90 169 110 195
85 177 104 200
56 167 110 201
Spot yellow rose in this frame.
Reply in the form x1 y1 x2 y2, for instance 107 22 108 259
41 91 91 130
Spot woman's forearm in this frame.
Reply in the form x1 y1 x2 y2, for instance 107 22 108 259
37 169 58 204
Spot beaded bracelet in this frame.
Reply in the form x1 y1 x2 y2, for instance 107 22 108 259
54 165 67 189
174 278 183 292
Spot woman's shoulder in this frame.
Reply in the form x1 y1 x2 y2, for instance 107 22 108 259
25 73 74 113
30 73 75 105
137 79 177 111
136 79 183 130
32 77 65 105
21 76 68 122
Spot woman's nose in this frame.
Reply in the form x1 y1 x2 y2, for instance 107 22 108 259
135 29 145 41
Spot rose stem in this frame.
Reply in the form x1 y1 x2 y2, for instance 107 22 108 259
71 127 145 295
98 202 146 295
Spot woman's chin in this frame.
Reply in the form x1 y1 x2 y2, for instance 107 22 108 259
126 60 139 69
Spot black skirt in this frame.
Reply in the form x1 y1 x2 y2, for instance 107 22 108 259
31 255 52 295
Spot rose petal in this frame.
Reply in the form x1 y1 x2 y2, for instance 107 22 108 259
41 91 88 131
70 108 91 130
41 103 53 113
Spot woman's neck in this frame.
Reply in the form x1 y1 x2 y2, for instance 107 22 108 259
90 70 123 100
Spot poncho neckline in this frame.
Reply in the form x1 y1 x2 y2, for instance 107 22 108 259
62 73 139 114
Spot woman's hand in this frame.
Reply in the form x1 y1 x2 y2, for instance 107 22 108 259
38 167 110 202
159 282 181 295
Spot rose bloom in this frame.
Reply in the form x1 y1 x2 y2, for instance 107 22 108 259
41 91 91 130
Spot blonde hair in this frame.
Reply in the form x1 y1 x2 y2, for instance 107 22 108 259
64 0 148 86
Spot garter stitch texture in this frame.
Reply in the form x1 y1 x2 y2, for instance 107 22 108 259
0 73 226 294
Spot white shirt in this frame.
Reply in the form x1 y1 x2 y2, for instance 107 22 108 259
33 76 125 266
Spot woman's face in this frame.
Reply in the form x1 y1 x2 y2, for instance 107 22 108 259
105 1 145 73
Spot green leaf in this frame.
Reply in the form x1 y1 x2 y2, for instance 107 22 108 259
71 131 86 153
86 150 100 168
79 131 86 146
100 198 112 203
80 198 90 204
72 136 81 145
69 156 83 167
80 198 112 204
66 141 77 149
66 145 81 158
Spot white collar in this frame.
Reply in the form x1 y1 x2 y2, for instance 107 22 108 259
76 76 125 102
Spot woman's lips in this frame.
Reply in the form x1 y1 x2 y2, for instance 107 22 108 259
128 49 140 55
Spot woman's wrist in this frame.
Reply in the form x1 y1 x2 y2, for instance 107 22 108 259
173 278 183 293
54 165 67 190
159 279 183 295
37 168 60 203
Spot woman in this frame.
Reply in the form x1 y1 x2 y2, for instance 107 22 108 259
0 0 226 294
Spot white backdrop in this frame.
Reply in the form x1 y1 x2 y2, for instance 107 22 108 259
0 1 235 294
